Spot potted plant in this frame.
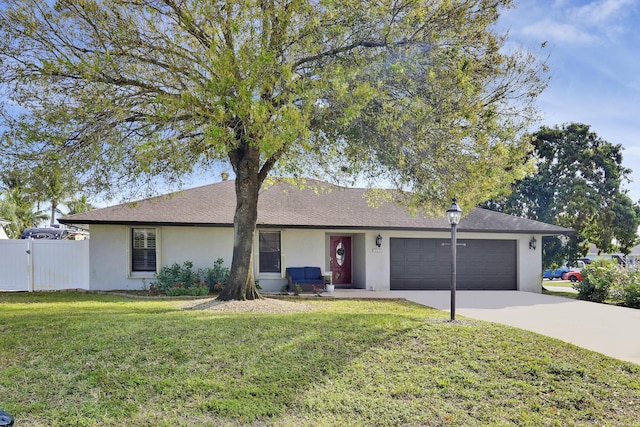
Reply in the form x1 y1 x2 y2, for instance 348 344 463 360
326 273 336 293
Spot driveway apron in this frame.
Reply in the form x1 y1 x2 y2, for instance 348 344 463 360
332 290 640 365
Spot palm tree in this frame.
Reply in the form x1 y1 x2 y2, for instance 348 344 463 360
29 161 76 226
0 187 49 238
63 195 95 216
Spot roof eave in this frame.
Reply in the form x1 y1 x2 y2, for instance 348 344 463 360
59 218 574 235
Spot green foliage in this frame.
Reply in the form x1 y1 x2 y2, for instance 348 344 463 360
574 259 640 309
166 283 209 297
0 1 548 207
151 261 202 295
482 123 640 263
621 278 640 309
0 153 80 226
151 259 235 296
0 187 49 238
540 236 565 270
608 266 640 309
63 195 95 216
199 258 231 293
574 259 618 302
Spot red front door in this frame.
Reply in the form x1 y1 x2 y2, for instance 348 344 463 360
330 236 351 284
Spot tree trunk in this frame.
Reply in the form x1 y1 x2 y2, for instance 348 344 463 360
217 146 264 301
50 201 57 226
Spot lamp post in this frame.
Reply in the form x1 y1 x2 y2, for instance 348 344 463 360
446 198 462 321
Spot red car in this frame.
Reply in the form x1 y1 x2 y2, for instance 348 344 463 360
563 271 583 282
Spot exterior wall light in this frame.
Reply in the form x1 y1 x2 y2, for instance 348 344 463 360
375 234 382 248
529 236 537 250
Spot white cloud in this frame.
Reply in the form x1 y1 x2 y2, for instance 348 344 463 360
570 0 636 24
515 0 639 45
521 18 598 44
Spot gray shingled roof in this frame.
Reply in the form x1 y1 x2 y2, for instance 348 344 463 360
59 179 573 235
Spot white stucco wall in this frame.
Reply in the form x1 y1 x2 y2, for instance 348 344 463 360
88 224 544 293
88 224 235 291
519 234 543 293
162 226 234 268
89 224 129 290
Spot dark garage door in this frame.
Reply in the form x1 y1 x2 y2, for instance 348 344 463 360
390 238 517 290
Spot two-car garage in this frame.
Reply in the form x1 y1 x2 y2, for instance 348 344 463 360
389 238 517 290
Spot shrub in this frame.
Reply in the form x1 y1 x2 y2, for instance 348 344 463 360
152 261 200 294
199 258 230 293
620 272 640 308
152 260 211 296
151 258 260 297
574 259 613 302
166 283 209 296
574 259 627 303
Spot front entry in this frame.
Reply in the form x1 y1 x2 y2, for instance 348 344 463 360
330 236 352 284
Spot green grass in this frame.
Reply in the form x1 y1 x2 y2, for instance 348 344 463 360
1 293 639 426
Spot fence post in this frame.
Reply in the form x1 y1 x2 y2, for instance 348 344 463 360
26 238 34 292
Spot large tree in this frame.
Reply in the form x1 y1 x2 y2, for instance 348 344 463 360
0 0 547 300
482 123 640 267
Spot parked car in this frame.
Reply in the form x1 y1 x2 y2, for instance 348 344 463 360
543 267 570 280
21 227 70 240
567 259 588 271
564 271 583 282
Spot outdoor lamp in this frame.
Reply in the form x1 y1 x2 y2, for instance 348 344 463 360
375 234 382 248
446 199 463 225
529 236 537 250
446 198 462 321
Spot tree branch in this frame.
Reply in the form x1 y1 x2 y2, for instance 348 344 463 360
293 38 420 69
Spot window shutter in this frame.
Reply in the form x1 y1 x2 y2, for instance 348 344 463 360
131 228 157 272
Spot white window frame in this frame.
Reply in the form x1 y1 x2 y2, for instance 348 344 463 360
256 230 283 278
128 227 160 278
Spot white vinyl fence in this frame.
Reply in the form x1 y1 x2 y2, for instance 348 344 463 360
0 239 89 291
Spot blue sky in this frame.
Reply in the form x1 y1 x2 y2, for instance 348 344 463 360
499 0 640 201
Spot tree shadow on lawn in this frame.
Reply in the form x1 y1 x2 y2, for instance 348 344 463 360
1 296 440 424
3 295 639 426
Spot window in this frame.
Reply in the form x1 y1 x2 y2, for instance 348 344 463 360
259 231 281 273
132 228 156 272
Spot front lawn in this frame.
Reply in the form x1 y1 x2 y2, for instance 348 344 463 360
1 292 638 426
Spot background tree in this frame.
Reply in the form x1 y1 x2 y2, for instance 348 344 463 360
482 123 640 267
63 195 95 216
0 187 49 238
0 0 548 300
30 155 79 226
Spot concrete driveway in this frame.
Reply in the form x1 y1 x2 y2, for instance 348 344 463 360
332 290 640 365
